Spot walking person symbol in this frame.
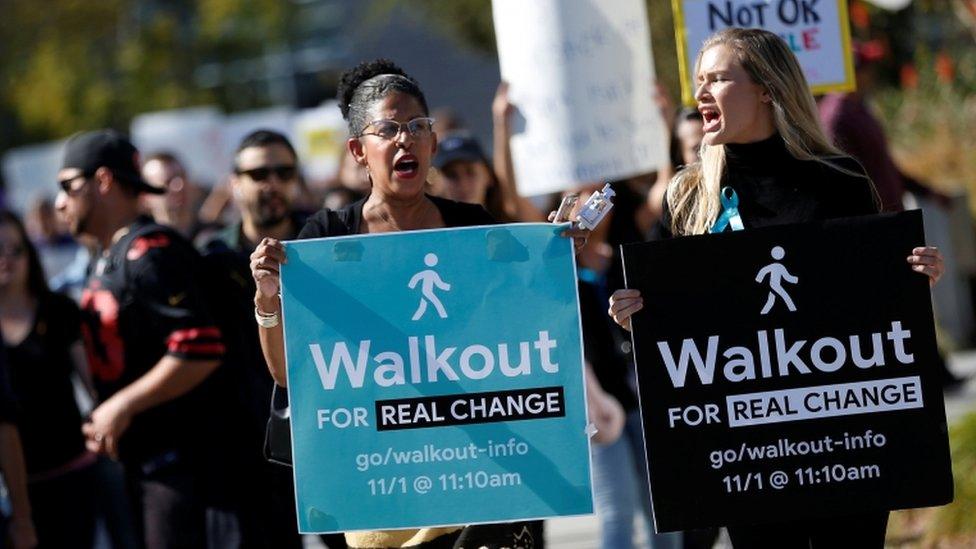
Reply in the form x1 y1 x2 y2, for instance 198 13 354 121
756 246 798 314
409 253 451 320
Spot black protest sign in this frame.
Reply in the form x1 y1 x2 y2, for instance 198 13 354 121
621 211 952 532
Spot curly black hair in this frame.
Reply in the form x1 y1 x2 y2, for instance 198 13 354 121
336 59 429 136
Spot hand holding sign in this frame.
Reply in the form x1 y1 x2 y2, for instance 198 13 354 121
608 289 643 332
251 237 286 310
907 246 944 286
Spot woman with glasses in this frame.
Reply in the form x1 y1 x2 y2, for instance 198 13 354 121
0 210 99 548
608 28 943 548
250 58 584 549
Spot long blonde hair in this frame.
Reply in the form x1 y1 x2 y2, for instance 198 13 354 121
667 28 857 235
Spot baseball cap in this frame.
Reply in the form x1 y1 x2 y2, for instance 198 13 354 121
433 133 487 169
61 129 165 195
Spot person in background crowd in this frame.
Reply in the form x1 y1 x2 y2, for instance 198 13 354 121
0 210 98 548
327 148 372 199
25 199 138 549
430 106 466 136
0 355 37 549
818 41 949 215
250 58 586 549
488 82 550 223
197 175 237 228
492 75 683 548
822 42 958 216
55 129 243 548
571 177 686 549
608 28 944 548
322 186 362 211
202 129 347 549
140 152 207 240
433 132 544 223
649 109 705 222
23 199 88 300
818 41 963 389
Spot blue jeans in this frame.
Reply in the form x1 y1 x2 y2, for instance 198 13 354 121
592 409 682 549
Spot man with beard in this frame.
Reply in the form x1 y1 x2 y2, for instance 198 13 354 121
55 129 242 547
202 129 337 548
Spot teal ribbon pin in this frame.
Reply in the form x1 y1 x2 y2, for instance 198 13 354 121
710 186 744 233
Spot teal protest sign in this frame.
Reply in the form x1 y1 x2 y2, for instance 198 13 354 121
280 223 593 533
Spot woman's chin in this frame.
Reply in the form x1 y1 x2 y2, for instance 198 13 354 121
701 131 727 147
385 175 428 196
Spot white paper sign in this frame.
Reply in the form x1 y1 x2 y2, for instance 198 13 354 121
292 101 348 184
492 0 668 195
675 0 855 104
1 141 65 213
130 107 226 186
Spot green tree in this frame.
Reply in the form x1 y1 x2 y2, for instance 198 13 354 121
0 0 298 152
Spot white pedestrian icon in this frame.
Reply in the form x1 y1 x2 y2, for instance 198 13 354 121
409 253 451 320
756 246 798 315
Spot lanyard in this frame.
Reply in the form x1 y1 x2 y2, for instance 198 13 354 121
710 186 744 233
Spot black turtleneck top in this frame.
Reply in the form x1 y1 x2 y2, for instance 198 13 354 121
655 134 880 239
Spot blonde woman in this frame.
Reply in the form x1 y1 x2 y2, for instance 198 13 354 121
608 28 943 548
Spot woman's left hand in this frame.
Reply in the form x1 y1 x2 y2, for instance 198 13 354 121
907 246 944 287
548 210 590 254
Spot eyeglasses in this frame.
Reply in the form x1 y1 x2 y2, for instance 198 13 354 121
57 171 94 195
236 165 298 182
0 244 25 258
358 117 435 140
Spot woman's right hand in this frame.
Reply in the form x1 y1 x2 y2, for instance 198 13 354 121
608 289 643 332
250 238 287 312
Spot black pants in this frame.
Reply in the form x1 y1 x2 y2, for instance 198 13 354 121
727 512 889 548
126 460 241 549
29 463 98 549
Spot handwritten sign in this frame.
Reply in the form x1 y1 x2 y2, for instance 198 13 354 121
492 0 668 195
673 0 855 104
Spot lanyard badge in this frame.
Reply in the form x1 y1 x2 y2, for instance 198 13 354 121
710 186 744 233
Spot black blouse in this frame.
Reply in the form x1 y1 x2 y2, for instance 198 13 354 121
6 292 87 475
655 134 880 239
298 194 495 239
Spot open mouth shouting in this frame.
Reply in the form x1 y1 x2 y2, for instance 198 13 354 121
699 106 721 133
393 154 420 180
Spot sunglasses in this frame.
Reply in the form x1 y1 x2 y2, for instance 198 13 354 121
57 171 95 195
236 165 298 182
359 117 435 140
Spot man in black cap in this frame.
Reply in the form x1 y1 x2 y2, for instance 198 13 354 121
56 129 242 547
